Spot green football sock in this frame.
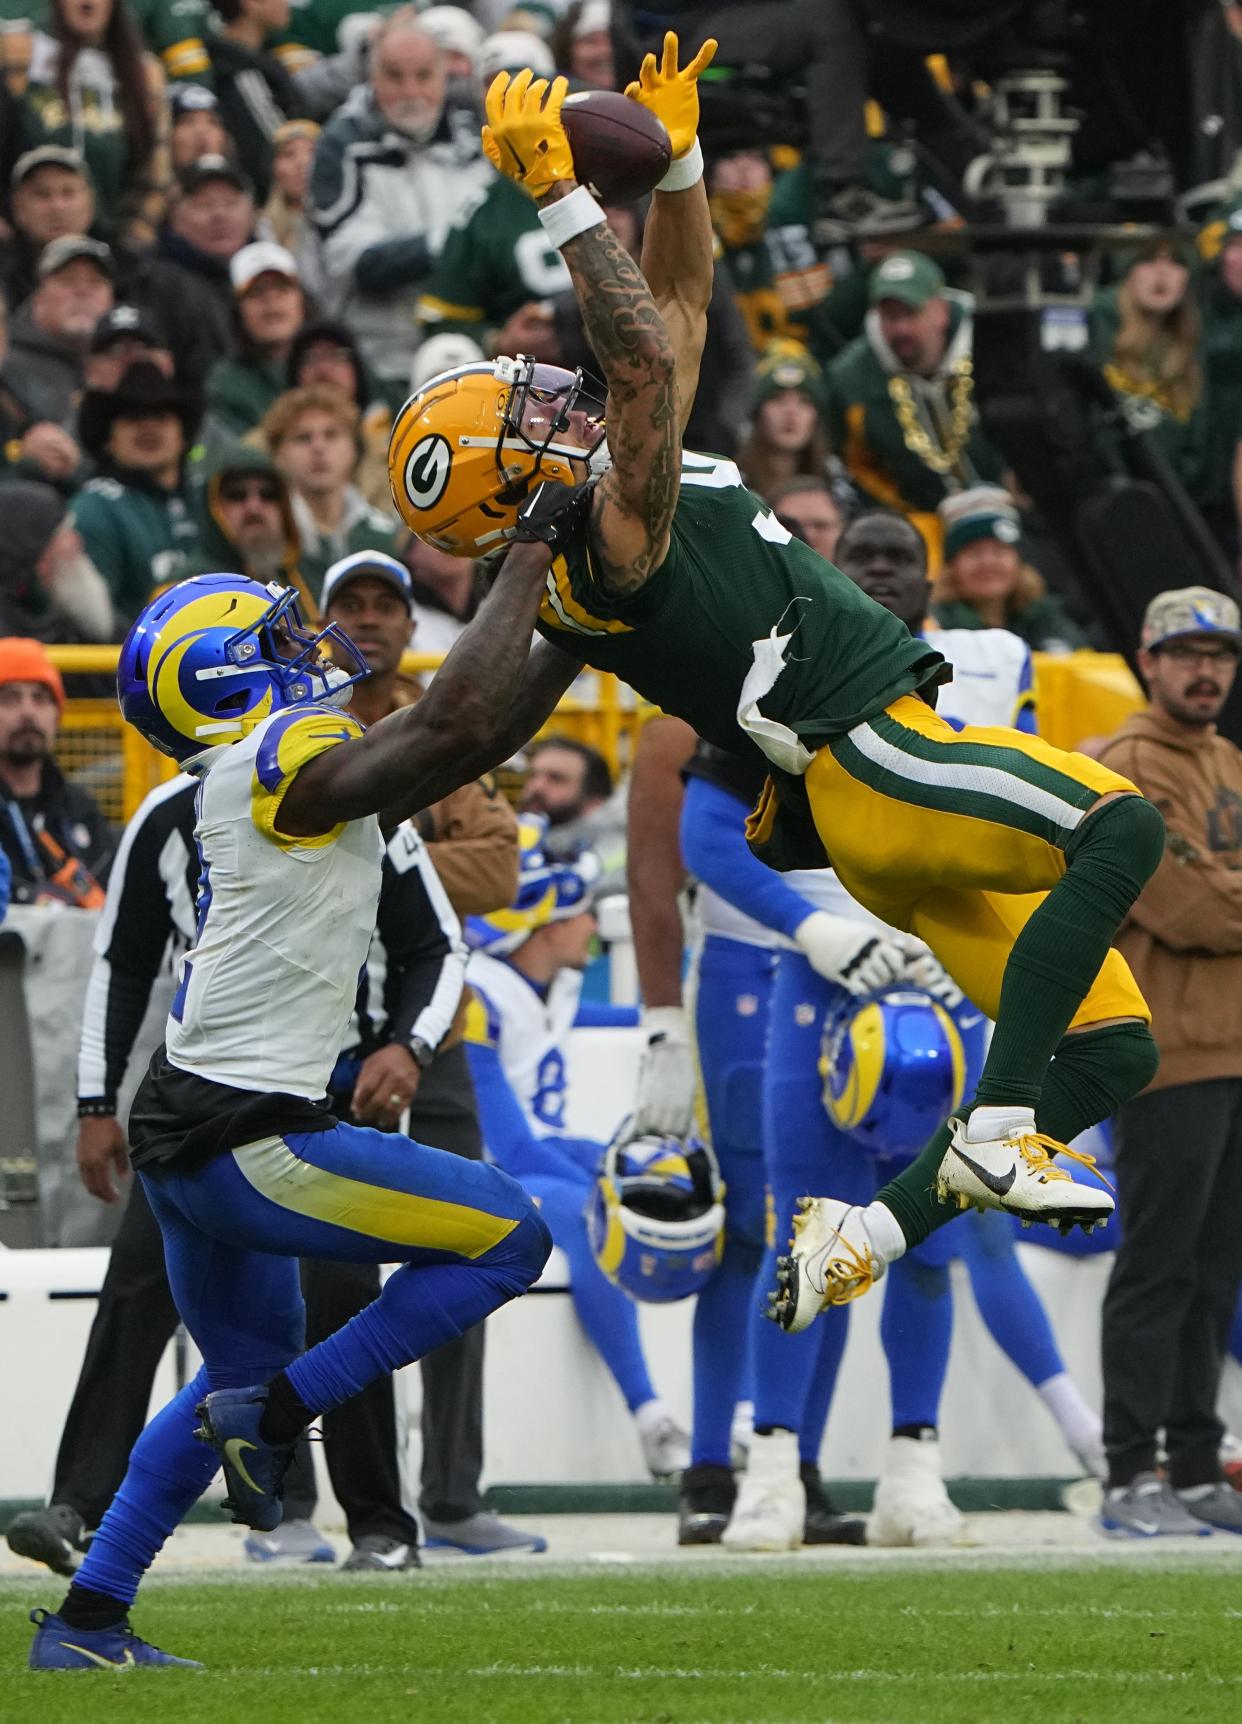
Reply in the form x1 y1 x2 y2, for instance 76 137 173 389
974 793 1164 1110
876 1020 1160 1247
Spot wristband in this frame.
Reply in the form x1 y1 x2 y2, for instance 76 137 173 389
538 184 606 249
657 138 703 193
77 1097 117 1118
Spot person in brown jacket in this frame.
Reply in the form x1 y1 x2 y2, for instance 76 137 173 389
302 548 547 1559
1096 585 1242 1538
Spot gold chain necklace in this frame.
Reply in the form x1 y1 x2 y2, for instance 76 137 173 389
887 359 975 475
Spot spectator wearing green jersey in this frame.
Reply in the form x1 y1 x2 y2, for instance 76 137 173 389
21 0 171 250
127 0 212 87
72 358 201 626
202 239 307 446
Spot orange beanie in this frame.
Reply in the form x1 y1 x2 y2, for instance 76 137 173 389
0 637 65 710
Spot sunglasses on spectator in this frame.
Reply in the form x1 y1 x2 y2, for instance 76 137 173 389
219 477 281 505
1157 641 1240 665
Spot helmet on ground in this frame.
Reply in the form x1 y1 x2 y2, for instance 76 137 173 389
388 353 606 556
117 572 369 765
465 814 600 954
587 1128 726 1304
820 987 967 1159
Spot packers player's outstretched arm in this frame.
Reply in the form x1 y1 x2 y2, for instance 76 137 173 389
541 180 680 592
629 37 716 436
277 492 584 837
482 42 716 596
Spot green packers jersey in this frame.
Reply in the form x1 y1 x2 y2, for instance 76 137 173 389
418 176 570 342
536 452 947 760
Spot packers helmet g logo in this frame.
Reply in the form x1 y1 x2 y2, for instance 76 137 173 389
403 434 452 511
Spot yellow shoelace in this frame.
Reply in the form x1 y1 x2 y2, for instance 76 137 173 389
820 1230 875 1309
1015 1131 1114 1193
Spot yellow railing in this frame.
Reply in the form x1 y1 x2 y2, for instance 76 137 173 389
46 646 1145 827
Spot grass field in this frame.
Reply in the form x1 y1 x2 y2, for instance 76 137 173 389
2 1552 1240 1724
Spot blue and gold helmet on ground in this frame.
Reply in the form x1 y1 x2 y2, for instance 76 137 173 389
820 987 967 1159
465 814 600 955
587 1128 726 1304
117 572 369 766
388 354 606 557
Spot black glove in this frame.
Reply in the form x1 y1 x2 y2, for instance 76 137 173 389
510 479 596 551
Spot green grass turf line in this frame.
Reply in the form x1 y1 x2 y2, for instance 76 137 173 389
3 1562 1241 1724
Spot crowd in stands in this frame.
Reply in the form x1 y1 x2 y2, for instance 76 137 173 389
0 0 1232 662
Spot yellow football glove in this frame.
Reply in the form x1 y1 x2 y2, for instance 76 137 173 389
483 69 575 200
624 32 717 161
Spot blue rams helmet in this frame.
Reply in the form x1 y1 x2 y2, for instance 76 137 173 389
587 1128 726 1303
465 815 600 955
117 573 369 765
820 987 967 1159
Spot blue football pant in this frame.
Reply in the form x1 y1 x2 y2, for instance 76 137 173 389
690 934 772 1468
74 1120 550 1608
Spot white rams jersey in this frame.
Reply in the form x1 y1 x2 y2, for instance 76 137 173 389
465 951 583 1132
165 705 383 1097
932 626 1034 730
786 625 1035 931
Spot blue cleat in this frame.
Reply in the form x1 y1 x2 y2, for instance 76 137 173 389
194 1385 296 1532
28 1608 203 1670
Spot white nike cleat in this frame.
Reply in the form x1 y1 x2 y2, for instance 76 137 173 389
769 1198 887 1333
937 1107 1114 1233
869 1434 967 1548
721 1430 804 1552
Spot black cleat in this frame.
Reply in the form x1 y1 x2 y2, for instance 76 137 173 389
801 1465 867 1546
6 1504 89 1576
677 1463 736 1546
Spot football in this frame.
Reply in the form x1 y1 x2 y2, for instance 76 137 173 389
561 89 672 205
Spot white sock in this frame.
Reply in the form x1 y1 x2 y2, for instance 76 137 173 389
634 1398 670 1435
1038 1371 1102 1456
862 1200 907 1264
963 1104 1036 1144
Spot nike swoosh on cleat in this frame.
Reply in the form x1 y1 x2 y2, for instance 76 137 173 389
223 1437 264 1496
61 1641 135 1669
949 1147 1016 1197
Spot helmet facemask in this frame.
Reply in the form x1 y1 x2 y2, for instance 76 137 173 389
228 585 370 713
496 357 608 504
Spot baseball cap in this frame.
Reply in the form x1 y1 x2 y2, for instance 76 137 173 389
1141 586 1242 651
169 83 219 119
868 250 945 310
89 302 168 354
177 153 251 197
475 30 555 86
11 144 91 189
940 485 1022 560
320 550 414 613
37 234 114 281
230 240 299 297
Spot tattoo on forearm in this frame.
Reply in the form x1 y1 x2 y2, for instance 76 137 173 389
562 220 678 593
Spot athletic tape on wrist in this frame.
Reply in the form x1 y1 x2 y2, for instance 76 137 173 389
657 138 703 193
538 185 606 248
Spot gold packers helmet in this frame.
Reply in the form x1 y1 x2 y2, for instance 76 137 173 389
388 354 607 556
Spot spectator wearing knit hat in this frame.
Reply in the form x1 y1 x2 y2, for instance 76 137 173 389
737 348 831 503
167 85 229 172
932 486 1086 653
0 481 113 643
0 635 114 906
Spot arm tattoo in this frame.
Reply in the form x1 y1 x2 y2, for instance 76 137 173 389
561 219 679 594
